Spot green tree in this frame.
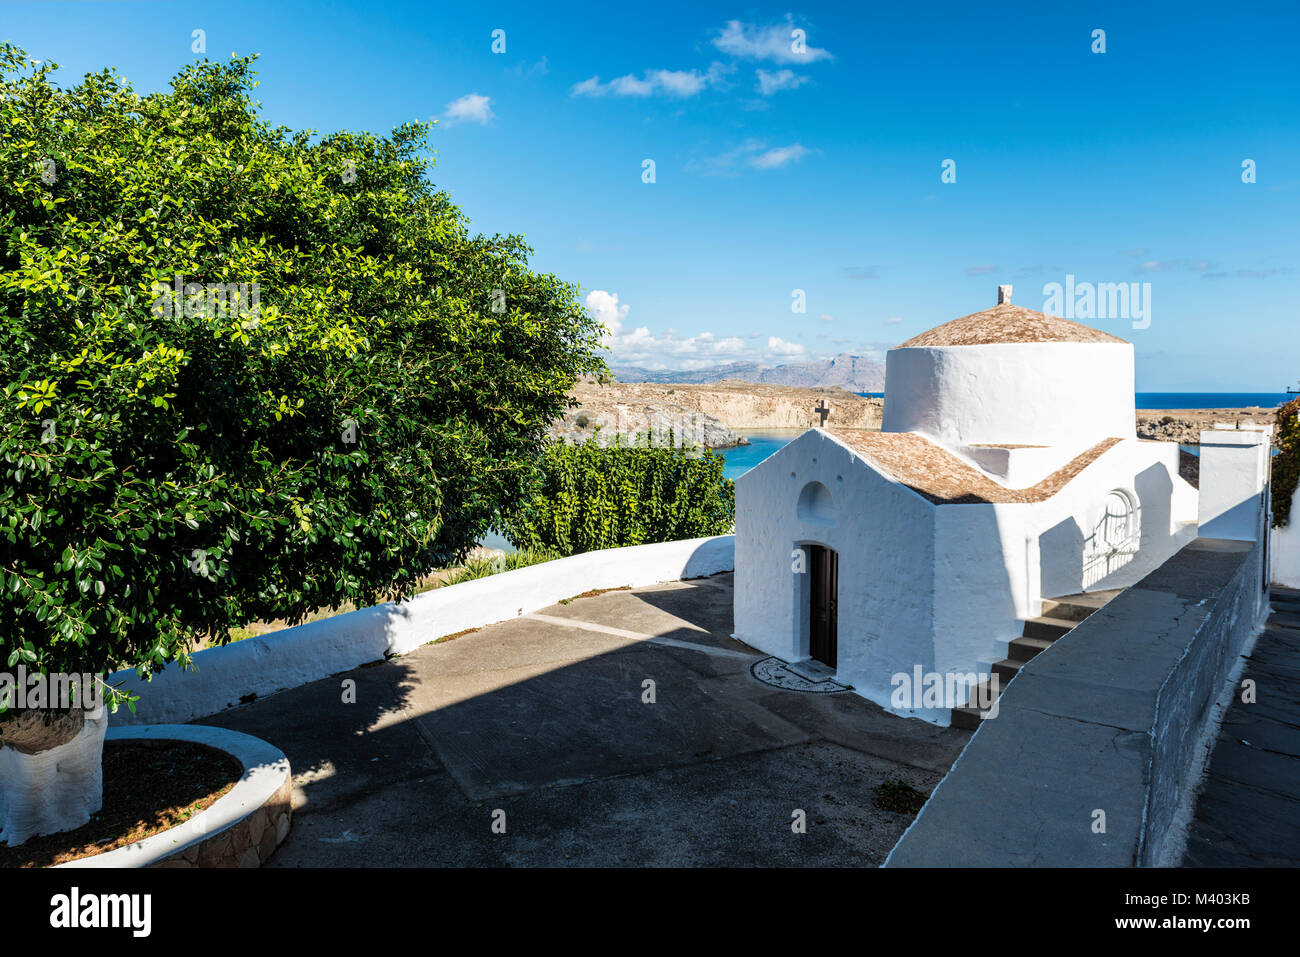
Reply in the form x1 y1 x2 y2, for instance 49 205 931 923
0 47 605 712
501 436 735 555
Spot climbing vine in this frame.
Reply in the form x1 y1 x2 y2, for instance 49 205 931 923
1273 397 1300 528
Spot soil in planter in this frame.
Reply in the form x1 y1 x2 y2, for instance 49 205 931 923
0 739 243 868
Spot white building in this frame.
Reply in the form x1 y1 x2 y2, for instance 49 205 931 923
733 286 1202 724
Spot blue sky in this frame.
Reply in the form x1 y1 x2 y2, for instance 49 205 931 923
3 0 1298 389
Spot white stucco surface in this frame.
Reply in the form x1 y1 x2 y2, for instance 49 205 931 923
0 710 107 847
1198 427 1274 542
1271 486 1300 588
109 535 735 726
882 342 1136 450
734 430 938 717
1037 439 1198 597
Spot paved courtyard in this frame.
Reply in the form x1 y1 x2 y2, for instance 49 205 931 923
198 572 970 866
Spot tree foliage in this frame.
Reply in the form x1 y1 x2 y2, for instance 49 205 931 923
0 47 604 695
501 436 735 555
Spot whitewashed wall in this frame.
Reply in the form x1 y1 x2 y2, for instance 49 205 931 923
1271 485 1300 588
732 430 937 713
1037 439 1199 598
882 342 1136 449
735 432 1199 726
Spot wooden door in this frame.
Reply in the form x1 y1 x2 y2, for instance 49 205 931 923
809 545 838 668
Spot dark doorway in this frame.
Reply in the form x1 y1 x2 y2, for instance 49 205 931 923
808 544 838 668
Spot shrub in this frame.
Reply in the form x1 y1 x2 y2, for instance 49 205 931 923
1273 397 1300 528
500 437 735 555
441 548 561 586
0 48 603 705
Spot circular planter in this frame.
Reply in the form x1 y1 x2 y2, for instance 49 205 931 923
54 724 292 869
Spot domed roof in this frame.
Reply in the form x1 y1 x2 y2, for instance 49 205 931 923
896 287 1129 348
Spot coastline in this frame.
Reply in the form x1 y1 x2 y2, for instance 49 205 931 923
557 379 1288 450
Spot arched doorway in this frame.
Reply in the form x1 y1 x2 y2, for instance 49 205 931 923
1083 488 1140 587
807 544 838 668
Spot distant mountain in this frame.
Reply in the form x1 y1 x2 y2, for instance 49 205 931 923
610 353 885 392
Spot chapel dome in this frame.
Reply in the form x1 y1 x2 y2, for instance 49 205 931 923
882 285 1136 449
896 302 1128 348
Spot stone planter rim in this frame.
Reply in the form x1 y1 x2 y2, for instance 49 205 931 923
53 724 289 868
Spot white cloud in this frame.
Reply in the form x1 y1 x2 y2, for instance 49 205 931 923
442 93 495 126
817 313 835 322
713 17 833 64
965 263 998 275
1135 258 1219 274
694 139 814 175
883 316 904 325
508 57 549 78
588 290 813 369
571 64 729 99
756 68 809 95
571 76 604 97
586 290 631 346
767 336 806 357
749 143 809 169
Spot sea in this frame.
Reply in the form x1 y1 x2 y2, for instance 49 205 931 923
718 393 1295 481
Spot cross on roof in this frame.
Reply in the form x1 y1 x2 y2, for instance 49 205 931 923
815 399 831 426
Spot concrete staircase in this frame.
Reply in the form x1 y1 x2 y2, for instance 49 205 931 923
951 589 1122 730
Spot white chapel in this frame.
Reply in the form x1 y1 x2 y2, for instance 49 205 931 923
733 285 1201 724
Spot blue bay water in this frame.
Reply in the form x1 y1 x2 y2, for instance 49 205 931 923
720 429 805 481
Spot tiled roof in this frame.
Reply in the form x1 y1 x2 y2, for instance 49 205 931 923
825 429 1123 505
896 303 1128 348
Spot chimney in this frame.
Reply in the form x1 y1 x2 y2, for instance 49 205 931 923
997 284 1012 305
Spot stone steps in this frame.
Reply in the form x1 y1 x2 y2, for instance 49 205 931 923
1021 616 1075 641
951 591 1120 730
1007 635 1054 661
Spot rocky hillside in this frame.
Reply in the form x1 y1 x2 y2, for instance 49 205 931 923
549 379 884 448
550 402 745 449
610 352 885 393
1137 408 1282 446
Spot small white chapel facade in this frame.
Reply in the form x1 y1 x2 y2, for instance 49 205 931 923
733 286 1201 724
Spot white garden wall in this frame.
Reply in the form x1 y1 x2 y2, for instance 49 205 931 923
1272 485 1300 588
109 535 735 726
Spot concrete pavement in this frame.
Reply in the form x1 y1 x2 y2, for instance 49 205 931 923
196 573 970 866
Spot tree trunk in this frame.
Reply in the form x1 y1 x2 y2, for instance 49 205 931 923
0 709 107 847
